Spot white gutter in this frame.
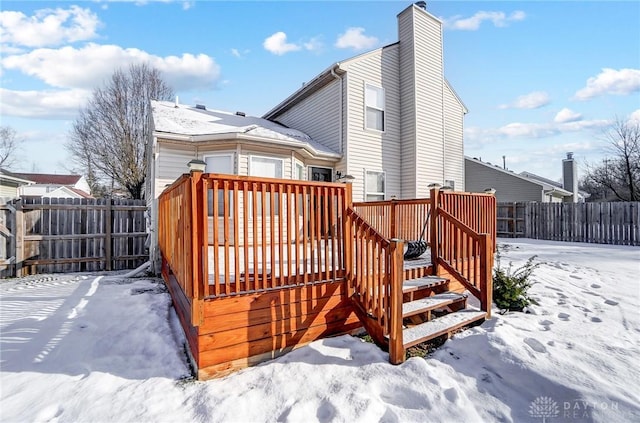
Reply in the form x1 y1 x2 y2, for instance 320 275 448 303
152 131 342 160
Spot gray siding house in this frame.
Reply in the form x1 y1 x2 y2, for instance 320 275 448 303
465 154 587 203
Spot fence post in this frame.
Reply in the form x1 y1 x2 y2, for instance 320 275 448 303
429 187 440 274
105 198 112 271
389 238 405 364
479 233 493 319
343 183 353 296
15 199 24 277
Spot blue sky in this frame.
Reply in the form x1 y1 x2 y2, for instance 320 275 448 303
1 1 639 183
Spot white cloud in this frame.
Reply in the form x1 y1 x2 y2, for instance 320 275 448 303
0 6 101 48
0 87 91 119
554 108 583 123
1 43 221 91
335 27 378 51
263 32 301 55
628 109 640 124
573 68 640 101
466 118 610 144
443 10 526 31
303 36 323 52
230 48 250 59
499 91 550 110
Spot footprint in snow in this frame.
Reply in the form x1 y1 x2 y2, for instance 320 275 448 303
591 317 603 323
558 312 570 321
539 320 554 331
524 337 547 353
570 274 583 280
591 284 601 289
604 299 619 306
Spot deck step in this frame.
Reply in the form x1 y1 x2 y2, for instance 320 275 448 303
402 309 486 349
402 276 448 294
402 292 465 318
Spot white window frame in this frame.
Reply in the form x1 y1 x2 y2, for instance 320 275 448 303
248 155 285 216
203 153 234 174
294 161 305 180
249 155 284 178
364 83 385 132
203 154 234 217
365 170 386 202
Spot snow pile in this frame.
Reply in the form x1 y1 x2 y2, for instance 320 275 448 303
1 240 638 422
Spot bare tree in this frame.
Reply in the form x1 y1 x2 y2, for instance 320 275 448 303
581 118 640 202
0 126 22 169
67 63 174 199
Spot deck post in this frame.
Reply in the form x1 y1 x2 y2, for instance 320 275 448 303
479 233 493 319
389 199 397 240
429 187 440 275
343 183 353 296
388 238 405 364
189 164 205 327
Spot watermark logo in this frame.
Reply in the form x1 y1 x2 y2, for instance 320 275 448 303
529 396 560 422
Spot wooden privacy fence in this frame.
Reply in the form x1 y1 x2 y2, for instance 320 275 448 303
0 197 148 277
497 202 640 246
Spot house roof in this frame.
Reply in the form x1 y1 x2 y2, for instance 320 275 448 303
520 170 590 199
152 100 340 157
0 168 34 185
15 173 82 185
464 156 573 197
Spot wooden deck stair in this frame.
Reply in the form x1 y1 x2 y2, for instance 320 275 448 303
396 269 486 351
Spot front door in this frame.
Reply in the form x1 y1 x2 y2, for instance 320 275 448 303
310 167 332 182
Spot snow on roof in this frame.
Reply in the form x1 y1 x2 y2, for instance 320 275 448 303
15 173 82 185
151 101 339 156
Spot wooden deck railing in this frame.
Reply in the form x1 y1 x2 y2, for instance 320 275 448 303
344 207 404 363
353 188 497 319
353 199 431 241
158 174 195 301
159 171 353 310
436 208 493 317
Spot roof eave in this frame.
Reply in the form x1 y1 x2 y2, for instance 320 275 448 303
262 64 345 120
154 131 341 160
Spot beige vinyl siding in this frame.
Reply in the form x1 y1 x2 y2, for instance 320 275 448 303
0 184 18 198
398 8 417 198
443 83 465 191
465 159 545 202
412 8 445 198
157 142 196 182
342 46 401 202
275 79 342 153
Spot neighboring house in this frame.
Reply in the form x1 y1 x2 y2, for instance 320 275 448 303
146 2 465 266
14 173 92 199
465 153 589 203
0 169 33 199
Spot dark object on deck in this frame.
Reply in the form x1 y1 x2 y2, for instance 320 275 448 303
404 210 430 260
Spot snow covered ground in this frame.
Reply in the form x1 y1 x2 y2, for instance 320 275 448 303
1 239 638 423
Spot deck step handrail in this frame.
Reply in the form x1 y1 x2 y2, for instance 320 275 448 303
345 207 404 363
434 208 493 317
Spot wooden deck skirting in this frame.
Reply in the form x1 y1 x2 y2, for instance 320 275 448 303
158 172 497 379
